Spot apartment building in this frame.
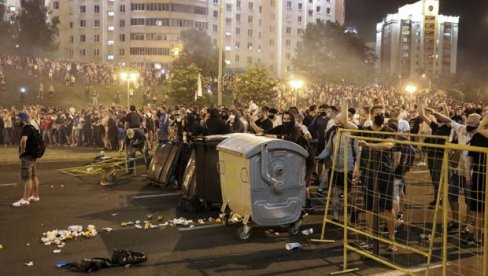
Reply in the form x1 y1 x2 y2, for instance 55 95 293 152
47 0 344 77
376 0 459 79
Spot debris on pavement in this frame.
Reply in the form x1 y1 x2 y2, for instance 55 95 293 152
53 249 62 254
41 225 98 247
66 249 147 273
102 227 113 233
56 260 70 268
301 228 314 236
285 242 302 251
24 261 34 266
0 244 3 250
111 213 118 217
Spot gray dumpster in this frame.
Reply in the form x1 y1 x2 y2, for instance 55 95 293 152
217 133 308 240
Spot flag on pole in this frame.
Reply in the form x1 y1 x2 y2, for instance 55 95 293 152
195 73 203 101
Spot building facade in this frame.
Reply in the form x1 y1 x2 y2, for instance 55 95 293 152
375 0 459 79
46 0 344 78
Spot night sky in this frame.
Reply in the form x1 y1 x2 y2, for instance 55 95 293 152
346 0 488 84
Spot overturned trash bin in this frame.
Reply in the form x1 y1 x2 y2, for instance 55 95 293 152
180 135 229 212
217 134 308 240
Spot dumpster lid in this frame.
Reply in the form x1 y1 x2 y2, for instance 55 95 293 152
204 135 230 142
216 133 308 158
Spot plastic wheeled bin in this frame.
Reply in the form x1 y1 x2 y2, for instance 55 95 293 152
216 133 308 240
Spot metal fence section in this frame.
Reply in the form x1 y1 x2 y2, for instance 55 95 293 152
313 129 488 276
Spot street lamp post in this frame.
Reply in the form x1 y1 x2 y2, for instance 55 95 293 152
120 72 139 109
289 79 304 107
405 84 417 109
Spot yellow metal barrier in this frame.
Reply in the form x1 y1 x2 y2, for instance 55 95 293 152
314 128 488 275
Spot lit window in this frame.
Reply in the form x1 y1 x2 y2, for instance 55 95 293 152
108 40 115 45
108 26 115 31
108 11 115 16
107 55 114 60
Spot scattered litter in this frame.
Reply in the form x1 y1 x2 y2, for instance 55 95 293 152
157 216 163 221
197 219 205 224
301 228 314 236
24 261 34 266
111 213 118 217
56 260 70 268
41 225 98 248
61 185 65 188
134 225 142 229
53 249 61 254
215 218 222 223
208 217 214 222
189 225 195 229
50 185 54 188
120 221 134 227
26 243 30 246
146 215 153 220
285 242 302 251
103 228 113 233
124 264 131 269
0 244 3 250
68 225 82 232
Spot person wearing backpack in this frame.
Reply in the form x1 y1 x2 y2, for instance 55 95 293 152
12 112 45 207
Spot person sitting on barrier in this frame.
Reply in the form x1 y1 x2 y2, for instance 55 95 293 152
357 106 398 253
315 102 359 223
125 128 151 174
465 114 488 246
434 111 481 232
420 103 452 209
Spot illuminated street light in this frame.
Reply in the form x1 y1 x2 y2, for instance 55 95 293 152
405 84 417 108
289 79 304 106
120 71 139 109
405 85 417 94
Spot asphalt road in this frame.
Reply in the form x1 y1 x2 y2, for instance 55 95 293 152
0 160 396 276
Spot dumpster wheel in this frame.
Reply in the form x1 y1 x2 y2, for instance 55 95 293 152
288 221 301 236
237 225 252 241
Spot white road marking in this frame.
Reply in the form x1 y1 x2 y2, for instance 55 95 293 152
178 224 225 231
132 192 180 199
0 183 17 187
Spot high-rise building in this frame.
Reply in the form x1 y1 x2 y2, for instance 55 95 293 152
48 0 344 78
375 0 459 79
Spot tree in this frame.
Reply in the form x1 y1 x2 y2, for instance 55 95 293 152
233 66 277 105
16 0 58 55
293 21 375 84
172 28 219 77
169 64 201 104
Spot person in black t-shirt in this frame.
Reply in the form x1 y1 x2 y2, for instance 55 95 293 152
420 104 452 208
465 115 488 245
357 109 397 252
124 105 142 129
12 112 41 207
252 106 273 133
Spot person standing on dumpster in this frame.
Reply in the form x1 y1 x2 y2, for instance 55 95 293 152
125 128 151 174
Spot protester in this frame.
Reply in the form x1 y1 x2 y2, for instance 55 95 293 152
12 112 41 207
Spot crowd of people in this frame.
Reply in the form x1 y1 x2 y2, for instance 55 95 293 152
2 55 488 255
